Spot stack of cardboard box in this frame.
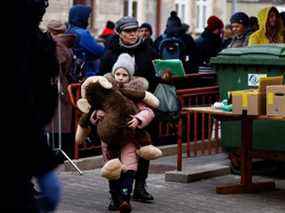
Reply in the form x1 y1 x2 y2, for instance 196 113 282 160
230 76 284 116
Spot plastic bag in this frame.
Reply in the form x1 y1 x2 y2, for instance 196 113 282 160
154 83 179 112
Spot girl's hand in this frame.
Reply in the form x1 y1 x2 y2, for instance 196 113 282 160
128 115 141 129
90 110 105 125
96 110 105 120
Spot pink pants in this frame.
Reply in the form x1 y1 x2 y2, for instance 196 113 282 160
101 142 138 171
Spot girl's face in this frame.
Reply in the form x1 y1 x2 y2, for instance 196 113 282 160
114 68 130 83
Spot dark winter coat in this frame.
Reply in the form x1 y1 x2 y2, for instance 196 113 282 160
227 29 252 48
98 35 158 92
67 5 105 77
7 0 62 210
195 29 223 66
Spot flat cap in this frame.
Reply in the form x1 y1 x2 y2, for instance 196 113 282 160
115 16 138 33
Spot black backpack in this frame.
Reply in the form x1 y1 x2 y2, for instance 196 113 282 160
68 54 87 83
158 34 184 60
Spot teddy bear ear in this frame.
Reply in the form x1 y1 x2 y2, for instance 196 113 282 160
81 76 100 97
99 77 113 89
143 91 160 109
77 98 91 113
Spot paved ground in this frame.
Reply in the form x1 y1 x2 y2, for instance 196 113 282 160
57 154 285 213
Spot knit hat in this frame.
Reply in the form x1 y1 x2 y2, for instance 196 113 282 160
140 22 153 35
206 16 224 32
47 20 66 34
112 53 135 77
115 16 139 33
230 12 249 27
165 11 183 34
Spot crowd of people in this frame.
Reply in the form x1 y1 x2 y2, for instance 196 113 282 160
11 0 285 212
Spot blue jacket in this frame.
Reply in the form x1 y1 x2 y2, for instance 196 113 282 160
67 5 105 77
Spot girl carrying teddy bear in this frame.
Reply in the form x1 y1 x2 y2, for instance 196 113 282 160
76 53 161 213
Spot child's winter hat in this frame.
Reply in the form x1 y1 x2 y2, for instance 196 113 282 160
112 53 135 76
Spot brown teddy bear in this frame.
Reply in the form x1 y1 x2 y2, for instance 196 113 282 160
76 76 162 180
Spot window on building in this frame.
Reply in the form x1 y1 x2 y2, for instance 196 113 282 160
123 0 138 17
196 0 212 33
175 0 187 22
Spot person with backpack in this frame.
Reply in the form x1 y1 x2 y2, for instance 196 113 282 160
154 11 198 73
67 4 105 81
195 15 224 66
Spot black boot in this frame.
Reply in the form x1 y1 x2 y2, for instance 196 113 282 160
133 158 154 203
108 180 121 211
119 170 135 213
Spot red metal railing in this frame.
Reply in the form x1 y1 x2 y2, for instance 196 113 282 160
67 83 221 161
175 86 221 171
67 83 101 159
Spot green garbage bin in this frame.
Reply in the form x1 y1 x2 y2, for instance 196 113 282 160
210 44 285 152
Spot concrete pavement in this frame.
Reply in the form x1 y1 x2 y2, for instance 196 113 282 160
57 153 285 213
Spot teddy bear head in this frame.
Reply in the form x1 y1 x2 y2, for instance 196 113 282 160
77 76 112 113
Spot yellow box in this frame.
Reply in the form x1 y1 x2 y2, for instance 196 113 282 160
266 85 285 116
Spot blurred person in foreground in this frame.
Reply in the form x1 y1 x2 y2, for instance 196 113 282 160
8 0 63 212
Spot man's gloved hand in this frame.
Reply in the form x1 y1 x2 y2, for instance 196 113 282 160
37 170 61 211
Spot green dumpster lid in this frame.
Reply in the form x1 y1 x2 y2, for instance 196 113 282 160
210 44 285 66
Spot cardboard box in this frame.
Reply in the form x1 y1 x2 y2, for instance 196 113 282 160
231 89 266 115
258 76 284 93
230 76 284 116
266 85 285 116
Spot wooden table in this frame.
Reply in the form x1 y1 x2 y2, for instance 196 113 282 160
183 106 285 194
